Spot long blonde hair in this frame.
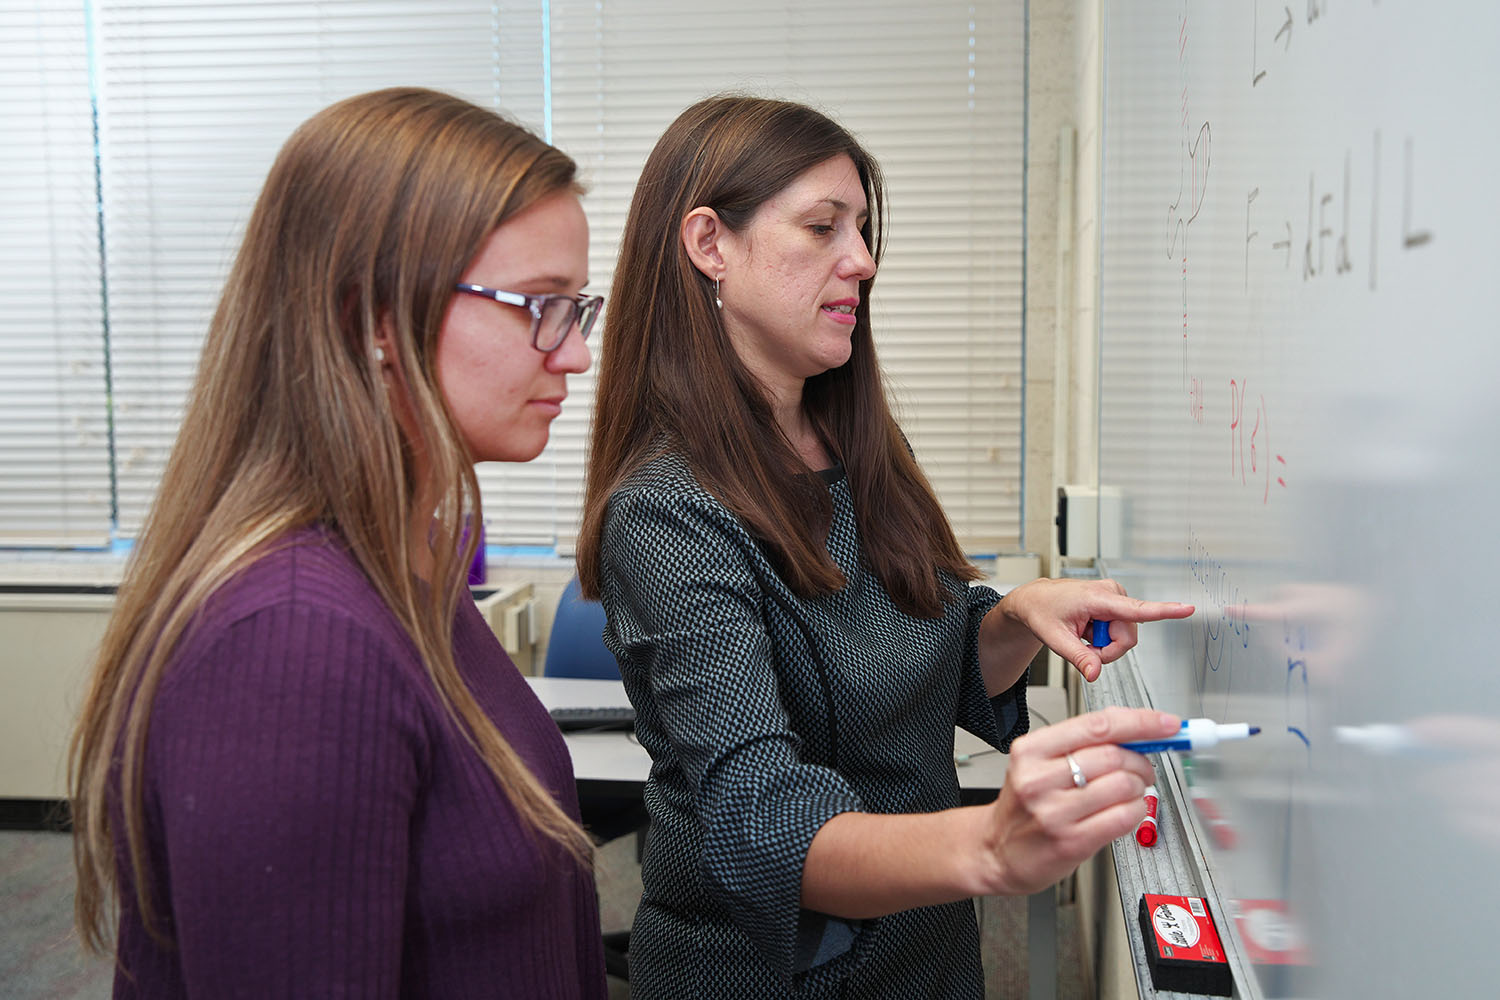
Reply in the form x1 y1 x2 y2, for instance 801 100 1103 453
69 87 592 953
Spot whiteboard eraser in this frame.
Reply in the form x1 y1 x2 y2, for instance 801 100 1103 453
1138 893 1232 996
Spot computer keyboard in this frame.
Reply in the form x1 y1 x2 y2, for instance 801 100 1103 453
548 705 637 732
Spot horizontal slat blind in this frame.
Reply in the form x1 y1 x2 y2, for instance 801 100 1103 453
96 0 547 536
18 1 1023 555
0 2 111 544
538 0 1025 553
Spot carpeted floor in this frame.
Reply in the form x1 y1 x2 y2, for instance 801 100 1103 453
1 827 1087 998
0 830 112 998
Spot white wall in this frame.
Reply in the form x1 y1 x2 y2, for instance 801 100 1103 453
0 595 112 799
1061 1 1144 996
1029 0 1143 996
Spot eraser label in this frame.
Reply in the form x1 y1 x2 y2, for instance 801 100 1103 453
1152 902 1202 950
1142 893 1227 964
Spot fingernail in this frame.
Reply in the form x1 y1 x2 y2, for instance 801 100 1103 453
1158 712 1179 727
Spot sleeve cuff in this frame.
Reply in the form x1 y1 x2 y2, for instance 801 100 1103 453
792 911 862 973
988 672 1030 750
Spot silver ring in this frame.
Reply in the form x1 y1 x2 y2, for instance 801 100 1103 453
1066 753 1087 789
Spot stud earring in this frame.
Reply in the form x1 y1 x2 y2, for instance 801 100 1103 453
374 346 386 363
714 276 722 310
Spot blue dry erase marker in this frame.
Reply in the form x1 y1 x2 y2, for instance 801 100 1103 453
1090 619 1111 648
1121 718 1261 753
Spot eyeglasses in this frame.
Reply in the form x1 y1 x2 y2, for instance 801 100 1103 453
453 283 604 351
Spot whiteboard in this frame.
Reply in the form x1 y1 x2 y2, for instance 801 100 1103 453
1096 2 1500 996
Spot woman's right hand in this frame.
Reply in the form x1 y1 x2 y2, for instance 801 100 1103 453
981 706 1180 896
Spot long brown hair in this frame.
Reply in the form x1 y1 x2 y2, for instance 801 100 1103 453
576 95 977 614
70 87 592 954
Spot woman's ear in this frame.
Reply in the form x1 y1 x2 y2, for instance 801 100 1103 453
681 207 727 281
373 330 395 367
373 314 420 442
373 312 409 378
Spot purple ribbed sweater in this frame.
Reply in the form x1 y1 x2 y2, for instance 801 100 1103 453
111 529 606 998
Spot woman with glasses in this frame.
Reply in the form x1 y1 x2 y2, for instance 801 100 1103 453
70 88 606 998
575 96 1194 998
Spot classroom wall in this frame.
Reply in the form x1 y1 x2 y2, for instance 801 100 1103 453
1031 0 1146 995
1025 0 1105 573
1019 1 1138 995
1022 0 1073 567
0 596 112 800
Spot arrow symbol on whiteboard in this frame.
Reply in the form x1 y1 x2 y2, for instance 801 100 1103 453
1272 222 1292 267
1276 7 1293 50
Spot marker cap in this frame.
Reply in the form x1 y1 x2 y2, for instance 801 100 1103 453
1090 619 1111 648
1136 783 1160 846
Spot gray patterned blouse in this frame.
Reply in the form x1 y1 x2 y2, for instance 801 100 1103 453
598 450 1030 999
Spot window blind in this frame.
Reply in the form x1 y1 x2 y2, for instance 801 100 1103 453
10 0 1024 556
537 0 1026 553
0 2 111 545
95 0 547 536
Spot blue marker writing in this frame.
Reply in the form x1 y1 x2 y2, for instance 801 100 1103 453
1121 718 1261 753
1090 619 1111 648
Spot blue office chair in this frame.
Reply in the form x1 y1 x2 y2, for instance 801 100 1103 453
544 575 641 982
543 576 620 679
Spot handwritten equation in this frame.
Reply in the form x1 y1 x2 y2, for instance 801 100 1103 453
1164 4 1439 515
1284 615 1311 750
1169 1 1214 419
1251 0 1336 89
1245 133 1433 293
1229 379 1288 504
1187 526 1251 684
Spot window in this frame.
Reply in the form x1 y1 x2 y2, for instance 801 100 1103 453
1 2 110 545
2 0 1025 556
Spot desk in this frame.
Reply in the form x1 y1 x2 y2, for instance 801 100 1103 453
528 677 650 800
530 677 1069 1000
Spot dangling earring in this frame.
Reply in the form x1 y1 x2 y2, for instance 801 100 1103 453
374 346 386 363
714 276 723 310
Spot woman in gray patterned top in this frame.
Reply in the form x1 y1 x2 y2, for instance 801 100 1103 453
576 96 1194 998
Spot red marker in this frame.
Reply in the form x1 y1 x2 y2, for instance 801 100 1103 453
1136 784 1159 846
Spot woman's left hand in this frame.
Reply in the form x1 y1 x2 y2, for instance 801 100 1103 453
997 578 1194 682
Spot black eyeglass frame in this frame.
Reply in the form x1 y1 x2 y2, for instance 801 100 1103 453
453 282 603 351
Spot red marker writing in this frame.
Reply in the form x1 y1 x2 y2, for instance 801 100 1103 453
1135 784 1159 846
